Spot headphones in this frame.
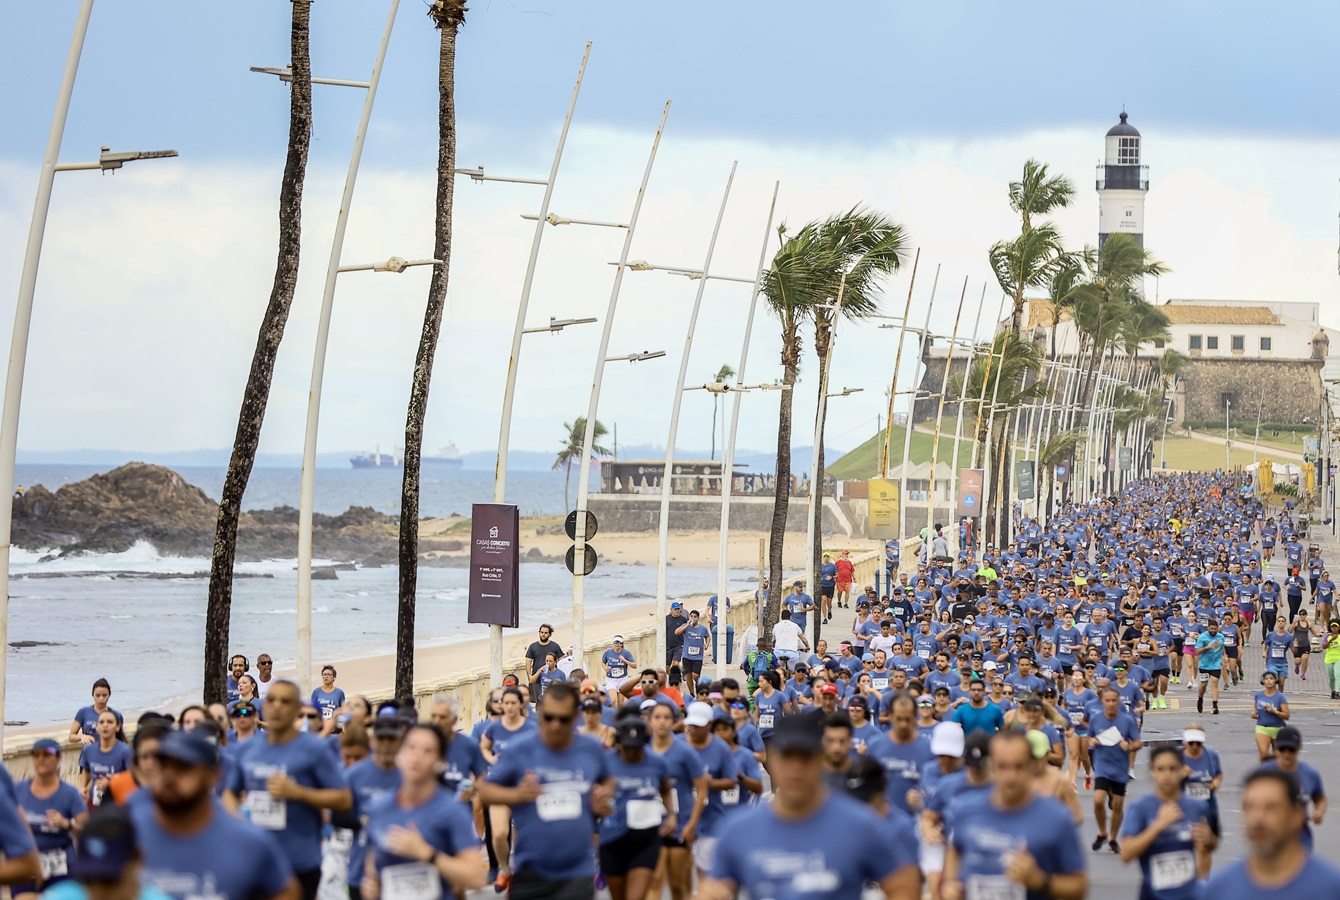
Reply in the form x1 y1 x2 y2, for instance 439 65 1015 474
231 654 249 671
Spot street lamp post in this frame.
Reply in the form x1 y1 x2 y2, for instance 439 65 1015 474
899 266 940 543
1225 398 1232 473
0 2 183 747
925 278 969 543
570 103 672 672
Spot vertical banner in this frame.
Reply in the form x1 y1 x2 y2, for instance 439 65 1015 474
1119 447 1134 470
867 478 901 539
1055 455 1071 483
1015 460 1036 499
956 468 984 518
468 503 520 627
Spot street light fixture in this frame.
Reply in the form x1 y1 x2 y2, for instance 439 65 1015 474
452 165 547 186
608 350 666 363
53 146 179 173
616 261 757 284
827 387 863 399
337 257 440 274
250 65 371 90
523 212 627 229
521 316 598 335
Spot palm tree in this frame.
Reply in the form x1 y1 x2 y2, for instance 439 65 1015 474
761 209 909 635
204 0 313 704
1000 160 1074 333
1009 159 1076 234
709 363 735 459
1037 428 1083 518
1043 253 1087 360
395 0 465 698
553 417 610 511
1076 233 1169 403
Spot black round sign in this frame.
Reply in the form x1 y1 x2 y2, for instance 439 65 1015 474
566 544 597 576
565 509 598 541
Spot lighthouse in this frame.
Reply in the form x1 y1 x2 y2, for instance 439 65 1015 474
1096 111 1148 249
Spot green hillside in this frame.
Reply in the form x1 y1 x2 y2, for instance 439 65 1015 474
827 425 976 480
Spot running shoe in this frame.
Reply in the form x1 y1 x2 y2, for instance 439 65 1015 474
1108 839 1121 854
1196 697 1204 714
1296 665 1301 675
1084 774 1092 790
1092 834 1107 852
1301 673 1307 680
494 872 511 894
1212 705 1220 715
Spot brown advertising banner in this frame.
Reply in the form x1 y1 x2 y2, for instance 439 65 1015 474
956 468 984 518
468 503 519 627
867 478 901 539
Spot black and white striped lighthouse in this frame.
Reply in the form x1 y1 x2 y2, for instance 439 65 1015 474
1096 111 1148 249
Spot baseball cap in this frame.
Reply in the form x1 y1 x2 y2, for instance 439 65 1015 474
580 698 603 713
1274 727 1302 750
841 757 888 803
614 717 650 748
964 731 991 768
930 721 964 757
372 714 406 738
818 683 840 696
769 714 822 755
670 602 682 609
32 738 60 756
916 694 934 707
684 702 713 728
639 699 659 712
154 730 219 768
847 695 869 710
231 701 257 719
69 805 137 881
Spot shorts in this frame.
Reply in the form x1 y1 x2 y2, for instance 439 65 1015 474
1255 725 1283 739
1294 648 1310 659
1225 647 1239 660
1199 669 1221 681
509 868 595 900
776 649 800 666
1151 668 1170 680
681 658 704 678
692 835 718 873
1241 609 1256 623
599 827 662 875
836 579 853 592
1171 638 1185 654
661 835 688 849
605 674 630 694
820 585 835 598
919 840 946 874
1184 645 1198 657
1093 777 1128 797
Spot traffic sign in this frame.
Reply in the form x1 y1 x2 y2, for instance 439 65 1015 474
566 544 597 576
565 509 598 541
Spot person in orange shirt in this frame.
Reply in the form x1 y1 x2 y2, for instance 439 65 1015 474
835 550 856 609
107 715 172 805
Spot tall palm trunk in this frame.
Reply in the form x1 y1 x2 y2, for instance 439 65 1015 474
203 0 313 705
766 332 800 639
810 318 832 647
396 2 462 697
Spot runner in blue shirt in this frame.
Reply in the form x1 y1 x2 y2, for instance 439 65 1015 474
599 716 673 900
1118 745 1217 899
224 680 352 896
682 702 739 880
77 710 132 808
1257 727 1327 852
645 702 707 900
1203 768 1340 900
678 610 712 681
1251 671 1290 762
16 738 86 891
479 682 614 899
344 717 403 896
601 637 637 706
710 716 764 809
310 666 347 734
68 678 123 746
1086 687 1143 853
1261 617 1293 684
943 731 1088 900
361 724 485 897
868 693 935 814
1194 620 1225 716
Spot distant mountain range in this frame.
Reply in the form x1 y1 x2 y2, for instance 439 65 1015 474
16 444 847 474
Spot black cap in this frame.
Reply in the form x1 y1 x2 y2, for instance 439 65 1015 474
841 757 887 803
615 717 650 749
769 714 822 755
964 731 991 768
1274 726 1302 750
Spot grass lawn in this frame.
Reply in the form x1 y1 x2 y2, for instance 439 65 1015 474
1189 427 1312 456
1155 436 1286 471
827 426 976 480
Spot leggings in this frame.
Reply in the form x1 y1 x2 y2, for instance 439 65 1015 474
1262 611 1278 634
1288 595 1303 620
1328 659 1340 694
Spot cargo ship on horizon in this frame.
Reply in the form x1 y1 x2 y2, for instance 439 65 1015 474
350 443 463 469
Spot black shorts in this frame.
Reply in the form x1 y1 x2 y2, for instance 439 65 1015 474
1294 647 1309 659
1151 668 1170 680
1093 777 1128 797
681 658 704 677
821 586 835 598
1225 647 1239 660
1200 668 1221 680
1171 638 1185 653
661 835 688 849
510 868 596 900
600 827 662 875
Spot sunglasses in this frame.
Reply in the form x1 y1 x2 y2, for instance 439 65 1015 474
258 660 273 666
542 712 575 725
301 712 321 720
232 708 255 718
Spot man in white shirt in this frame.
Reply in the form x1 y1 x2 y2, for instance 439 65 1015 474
772 609 809 669
868 619 900 659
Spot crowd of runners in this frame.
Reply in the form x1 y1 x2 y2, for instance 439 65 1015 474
0 472 1337 899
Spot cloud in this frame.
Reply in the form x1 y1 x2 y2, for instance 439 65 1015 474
0 122 1335 461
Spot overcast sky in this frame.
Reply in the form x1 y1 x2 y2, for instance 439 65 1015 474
1 0 1336 462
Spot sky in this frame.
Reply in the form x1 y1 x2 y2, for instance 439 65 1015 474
1 0 1337 465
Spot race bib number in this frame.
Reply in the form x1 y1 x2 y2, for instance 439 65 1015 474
1271 647 1286 658
1149 851 1196 891
1185 783 1211 801
721 785 740 806
329 827 356 852
39 848 68 880
246 790 288 830
871 678 889 691
536 790 582 822
758 713 775 730
1068 710 1084 726
626 798 663 830
686 645 702 658
323 706 335 719
966 875 1025 900
381 861 442 900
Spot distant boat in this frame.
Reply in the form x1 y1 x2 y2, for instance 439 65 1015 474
350 443 463 470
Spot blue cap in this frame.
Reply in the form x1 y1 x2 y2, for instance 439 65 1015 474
154 730 219 768
32 738 60 755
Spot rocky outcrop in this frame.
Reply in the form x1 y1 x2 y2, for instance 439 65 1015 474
11 463 420 564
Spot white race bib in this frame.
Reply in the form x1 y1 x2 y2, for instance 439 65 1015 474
872 678 889 691
686 645 702 658
966 875 1025 900
1149 850 1196 891
1185 783 1211 801
381 861 442 900
721 785 740 806
758 713 775 730
536 790 582 822
39 848 68 880
246 790 288 830
323 706 335 719
329 827 356 851
626 798 662 830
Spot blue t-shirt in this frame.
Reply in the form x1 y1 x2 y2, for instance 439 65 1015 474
133 799 294 900
600 751 669 843
868 735 935 813
0 792 33 863
310 686 346 723
482 717 538 759
1263 631 1293 668
1087 710 1140 783
754 691 788 739
820 562 838 588
951 796 1085 900
601 648 635 680
1203 854 1340 900
225 731 349 873
1119 794 1209 900
1254 690 1288 728
72 705 123 737
952 702 1005 736
16 779 84 853
345 759 401 888
1061 688 1097 735
486 734 611 879
686 735 738 837
710 791 913 896
442 733 488 801
649 739 707 840
1194 630 1225 670
44 883 172 900
78 740 133 804
727 746 764 807
364 787 478 893
681 624 712 661
1181 749 1221 802
1260 759 1326 850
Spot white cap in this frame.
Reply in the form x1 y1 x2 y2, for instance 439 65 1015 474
640 699 659 712
930 721 965 757
684 702 713 727
612 635 624 644
982 660 998 671
1183 728 1207 744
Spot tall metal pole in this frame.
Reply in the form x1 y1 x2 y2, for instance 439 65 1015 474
296 0 399 697
926 278 969 541
900 266 940 542
571 102 671 673
981 296 1011 538
949 285 988 553
1225 398 1232 472
490 46 590 686
882 250 921 476
714 183 779 680
969 294 1009 471
0 0 96 748
655 163 737 667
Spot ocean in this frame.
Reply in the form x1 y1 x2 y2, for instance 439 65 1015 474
7 464 750 728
